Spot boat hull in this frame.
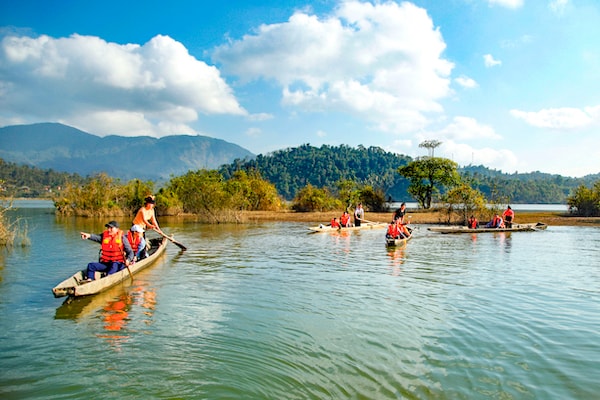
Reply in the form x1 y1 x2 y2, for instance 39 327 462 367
427 222 548 234
308 222 387 233
52 236 168 298
385 235 412 247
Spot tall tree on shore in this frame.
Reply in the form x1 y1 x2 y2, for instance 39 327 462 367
398 157 461 209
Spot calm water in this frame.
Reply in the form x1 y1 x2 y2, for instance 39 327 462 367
1 204 599 399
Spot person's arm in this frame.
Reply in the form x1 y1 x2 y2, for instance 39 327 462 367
80 232 102 243
122 237 134 263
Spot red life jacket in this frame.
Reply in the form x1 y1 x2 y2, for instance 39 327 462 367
331 219 340 228
340 214 350 226
469 218 478 228
126 232 141 252
492 215 504 227
100 230 125 262
387 224 400 237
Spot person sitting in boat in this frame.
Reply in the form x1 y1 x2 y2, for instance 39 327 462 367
386 222 402 239
80 220 134 282
398 220 411 238
387 220 410 239
502 205 515 228
330 217 341 228
485 214 504 228
468 215 479 229
340 211 352 227
125 224 147 262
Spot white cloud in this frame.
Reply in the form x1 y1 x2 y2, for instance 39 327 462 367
0 34 246 137
247 112 273 121
549 0 569 14
436 116 502 141
441 140 518 172
483 54 502 67
488 0 524 9
455 76 478 89
212 0 453 136
245 127 262 137
510 106 600 129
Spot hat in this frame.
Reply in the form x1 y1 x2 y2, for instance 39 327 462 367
105 220 119 228
130 224 143 233
144 196 156 204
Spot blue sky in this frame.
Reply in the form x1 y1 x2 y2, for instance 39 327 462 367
1 0 599 177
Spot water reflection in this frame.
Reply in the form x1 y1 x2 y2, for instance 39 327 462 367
98 293 132 349
55 277 158 349
386 245 406 275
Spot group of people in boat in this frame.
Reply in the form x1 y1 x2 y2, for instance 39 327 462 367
468 205 515 229
79 196 162 282
328 203 366 228
386 202 412 240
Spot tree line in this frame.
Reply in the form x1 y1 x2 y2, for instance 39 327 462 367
2 146 600 222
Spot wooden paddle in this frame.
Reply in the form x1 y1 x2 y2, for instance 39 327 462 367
155 229 187 251
124 261 134 280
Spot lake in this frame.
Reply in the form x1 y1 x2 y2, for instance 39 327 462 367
1 203 598 399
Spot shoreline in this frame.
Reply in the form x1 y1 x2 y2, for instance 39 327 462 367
241 209 600 227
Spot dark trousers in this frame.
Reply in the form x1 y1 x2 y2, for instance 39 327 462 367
86 261 124 280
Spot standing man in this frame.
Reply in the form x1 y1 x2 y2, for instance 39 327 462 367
354 203 365 227
502 205 515 228
133 196 162 234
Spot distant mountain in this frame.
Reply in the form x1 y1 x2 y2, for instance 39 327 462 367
0 123 254 181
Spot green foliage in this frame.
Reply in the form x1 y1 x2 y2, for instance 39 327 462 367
460 165 589 204
220 144 412 201
0 158 87 198
398 157 461 209
292 184 342 212
442 183 488 224
567 182 600 216
53 173 131 217
224 170 282 211
358 185 387 212
165 169 282 222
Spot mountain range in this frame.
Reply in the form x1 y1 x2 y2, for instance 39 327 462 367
0 123 254 182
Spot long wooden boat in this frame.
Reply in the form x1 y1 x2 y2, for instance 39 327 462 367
52 236 168 298
427 222 548 234
308 222 388 233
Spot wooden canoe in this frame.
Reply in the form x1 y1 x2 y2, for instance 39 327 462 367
385 235 412 247
308 222 388 233
52 236 168 298
427 222 548 234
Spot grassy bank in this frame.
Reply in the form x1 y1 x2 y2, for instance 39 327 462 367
240 209 600 226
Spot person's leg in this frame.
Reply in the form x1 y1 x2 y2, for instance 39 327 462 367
106 262 124 275
86 262 110 280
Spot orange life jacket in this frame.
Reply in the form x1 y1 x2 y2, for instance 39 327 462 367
100 230 125 262
340 214 350 226
126 232 142 252
492 215 504 228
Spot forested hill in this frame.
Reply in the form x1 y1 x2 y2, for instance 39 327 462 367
220 144 599 203
220 144 413 200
